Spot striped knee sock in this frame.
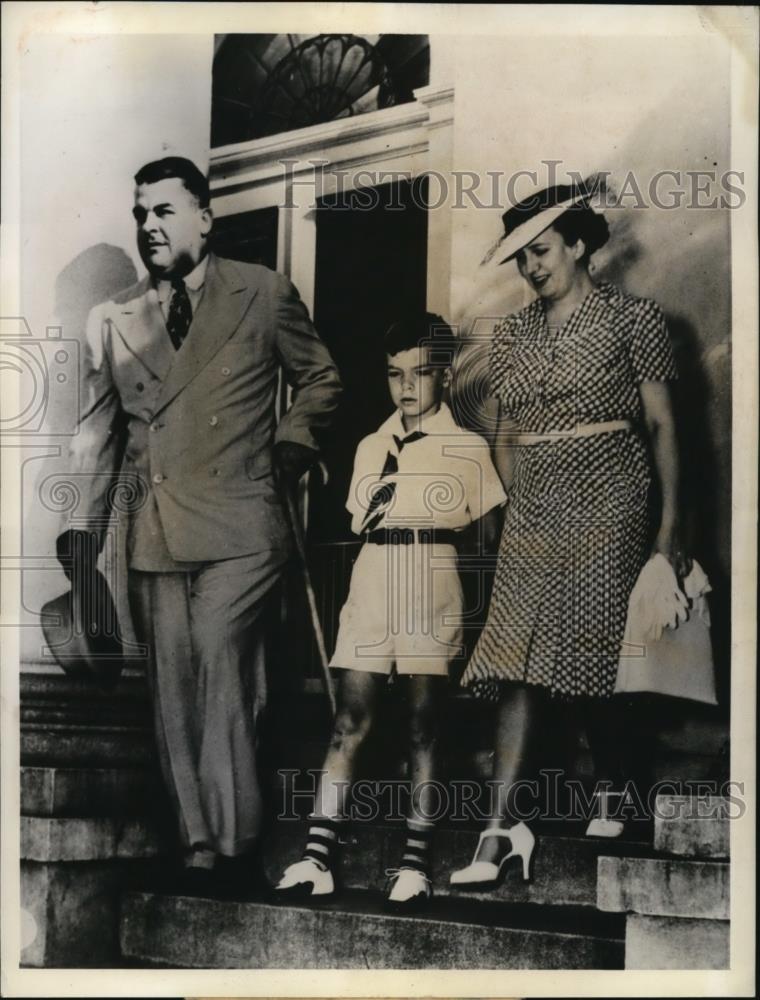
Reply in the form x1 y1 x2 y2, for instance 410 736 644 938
302 816 344 872
400 819 434 876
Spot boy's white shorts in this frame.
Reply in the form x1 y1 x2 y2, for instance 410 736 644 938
329 542 464 677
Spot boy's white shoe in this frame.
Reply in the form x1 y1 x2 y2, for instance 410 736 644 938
275 859 335 897
386 867 432 910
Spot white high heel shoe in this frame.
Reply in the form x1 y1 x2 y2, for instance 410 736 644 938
585 790 625 839
275 858 335 898
449 822 535 887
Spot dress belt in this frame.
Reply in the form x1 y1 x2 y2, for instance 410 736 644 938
512 419 633 446
364 528 459 546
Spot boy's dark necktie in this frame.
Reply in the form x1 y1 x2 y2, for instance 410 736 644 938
362 430 426 533
166 278 193 350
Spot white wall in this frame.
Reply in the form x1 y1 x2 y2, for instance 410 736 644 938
21 33 213 328
18 33 213 666
450 34 731 323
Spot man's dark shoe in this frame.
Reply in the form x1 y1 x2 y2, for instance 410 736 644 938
215 854 273 899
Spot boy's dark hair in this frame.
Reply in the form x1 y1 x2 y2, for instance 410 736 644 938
134 156 210 208
384 311 459 367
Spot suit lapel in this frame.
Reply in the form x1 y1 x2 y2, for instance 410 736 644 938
154 255 259 416
112 277 175 382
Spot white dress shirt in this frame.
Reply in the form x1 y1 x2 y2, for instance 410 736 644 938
154 253 209 322
346 402 506 535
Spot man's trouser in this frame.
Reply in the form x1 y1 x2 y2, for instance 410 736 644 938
128 548 285 857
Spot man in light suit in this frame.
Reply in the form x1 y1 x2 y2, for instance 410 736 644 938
58 156 341 883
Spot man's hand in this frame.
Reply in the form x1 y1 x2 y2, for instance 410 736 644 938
272 441 318 492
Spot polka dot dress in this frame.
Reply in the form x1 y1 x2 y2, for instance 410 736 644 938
462 282 678 701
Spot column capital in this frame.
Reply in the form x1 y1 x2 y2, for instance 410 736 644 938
414 84 455 130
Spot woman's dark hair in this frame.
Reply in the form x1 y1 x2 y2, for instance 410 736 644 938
134 156 210 208
384 311 458 367
551 205 609 264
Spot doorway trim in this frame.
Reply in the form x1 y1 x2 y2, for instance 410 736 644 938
209 84 455 318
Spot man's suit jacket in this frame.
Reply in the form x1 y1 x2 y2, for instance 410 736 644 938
68 254 342 568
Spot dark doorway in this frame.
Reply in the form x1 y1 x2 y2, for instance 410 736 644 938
289 177 428 679
308 177 429 545
211 206 278 268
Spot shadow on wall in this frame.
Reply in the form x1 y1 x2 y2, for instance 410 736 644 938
669 314 731 708
21 245 139 667
55 245 139 394
594 155 731 710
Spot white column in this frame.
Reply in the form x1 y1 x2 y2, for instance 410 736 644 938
277 202 317 313
414 84 455 321
275 202 320 525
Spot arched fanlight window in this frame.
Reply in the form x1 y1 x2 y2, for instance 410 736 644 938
212 33 430 146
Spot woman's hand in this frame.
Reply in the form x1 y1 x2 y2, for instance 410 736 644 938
653 521 692 581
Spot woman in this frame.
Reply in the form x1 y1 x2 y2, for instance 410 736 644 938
450 183 688 887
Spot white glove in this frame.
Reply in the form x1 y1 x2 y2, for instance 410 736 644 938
650 553 689 637
626 554 689 643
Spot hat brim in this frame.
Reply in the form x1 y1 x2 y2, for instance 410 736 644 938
497 193 589 264
41 572 125 688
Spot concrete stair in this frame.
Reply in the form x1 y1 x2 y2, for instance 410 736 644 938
19 673 731 970
116 793 734 970
653 793 732 858
115 818 654 969
119 890 624 969
20 672 153 768
597 794 731 969
256 818 652 909
21 765 155 818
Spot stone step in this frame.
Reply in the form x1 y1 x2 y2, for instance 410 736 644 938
20 672 153 769
21 766 157 818
596 855 729 920
119 889 625 969
623 913 729 970
21 814 162 968
257 818 652 909
21 815 161 863
653 794 731 858
21 727 154 768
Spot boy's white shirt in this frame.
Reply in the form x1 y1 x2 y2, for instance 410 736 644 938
346 402 506 535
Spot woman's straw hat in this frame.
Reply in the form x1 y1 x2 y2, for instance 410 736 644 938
497 184 592 264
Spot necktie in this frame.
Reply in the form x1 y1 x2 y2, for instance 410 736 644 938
166 278 192 350
362 430 426 533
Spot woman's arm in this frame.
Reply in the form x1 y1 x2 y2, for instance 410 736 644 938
493 400 519 493
639 380 689 578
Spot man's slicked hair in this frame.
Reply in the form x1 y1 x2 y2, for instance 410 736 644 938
134 157 210 208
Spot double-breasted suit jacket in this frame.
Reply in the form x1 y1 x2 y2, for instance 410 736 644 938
66 253 342 857
70 253 341 567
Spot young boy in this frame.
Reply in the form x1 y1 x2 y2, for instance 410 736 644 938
276 312 506 909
